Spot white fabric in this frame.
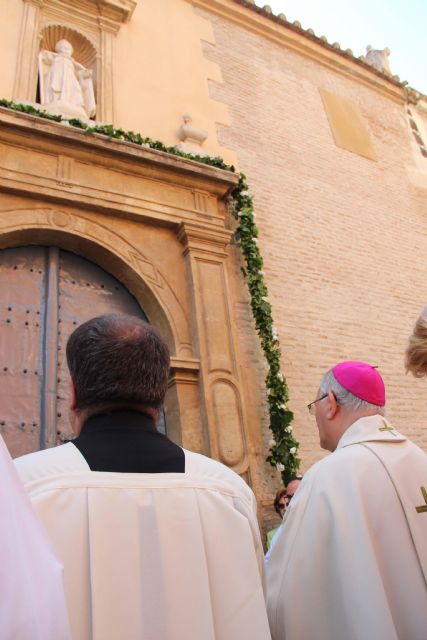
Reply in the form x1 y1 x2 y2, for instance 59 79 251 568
0 436 70 640
266 415 427 640
15 443 271 640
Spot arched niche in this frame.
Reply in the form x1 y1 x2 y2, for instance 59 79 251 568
40 24 97 69
37 24 98 117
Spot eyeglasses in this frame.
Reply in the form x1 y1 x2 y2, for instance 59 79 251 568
307 393 328 415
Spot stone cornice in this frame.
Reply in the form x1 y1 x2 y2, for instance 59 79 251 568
0 107 238 198
24 0 45 7
177 221 232 257
0 108 239 230
189 0 408 104
99 0 137 23
169 357 200 385
40 0 137 33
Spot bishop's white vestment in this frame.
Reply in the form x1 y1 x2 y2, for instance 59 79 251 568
266 414 427 640
0 436 70 640
15 440 271 640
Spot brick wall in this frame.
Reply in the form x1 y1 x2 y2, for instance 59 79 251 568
197 6 427 486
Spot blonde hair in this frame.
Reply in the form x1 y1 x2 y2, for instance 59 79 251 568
405 306 427 377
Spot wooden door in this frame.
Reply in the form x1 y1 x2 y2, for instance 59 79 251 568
0 246 163 458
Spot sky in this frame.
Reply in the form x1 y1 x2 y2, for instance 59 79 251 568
254 0 427 95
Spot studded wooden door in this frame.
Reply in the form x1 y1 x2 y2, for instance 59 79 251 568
0 246 160 458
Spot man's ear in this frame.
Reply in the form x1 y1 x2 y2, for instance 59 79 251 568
68 378 77 411
68 378 84 437
326 391 338 419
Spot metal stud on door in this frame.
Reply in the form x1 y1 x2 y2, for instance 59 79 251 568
0 247 45 457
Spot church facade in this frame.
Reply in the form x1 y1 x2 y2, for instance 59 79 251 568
0 0 426 526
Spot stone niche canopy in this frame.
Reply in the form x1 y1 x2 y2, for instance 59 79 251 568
40 25 97 69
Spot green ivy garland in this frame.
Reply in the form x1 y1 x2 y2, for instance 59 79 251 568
0 98 300 483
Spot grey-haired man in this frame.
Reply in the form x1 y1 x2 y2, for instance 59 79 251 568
267 361 427 640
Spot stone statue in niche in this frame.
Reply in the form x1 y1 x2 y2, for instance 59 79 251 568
365 45 391 74
38 39 96 121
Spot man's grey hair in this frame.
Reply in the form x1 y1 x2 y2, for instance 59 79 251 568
319 370 385 416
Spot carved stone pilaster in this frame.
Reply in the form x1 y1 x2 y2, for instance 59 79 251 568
166 357 205 453
97 25 115 123
178 222 250 476
13 0 44 101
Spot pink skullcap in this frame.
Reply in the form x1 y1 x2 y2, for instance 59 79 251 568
332 361 385 406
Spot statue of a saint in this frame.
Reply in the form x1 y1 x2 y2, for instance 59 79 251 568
38 39 96 121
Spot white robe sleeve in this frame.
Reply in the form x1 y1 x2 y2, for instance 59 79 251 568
184 449 266 584
0 437 71 640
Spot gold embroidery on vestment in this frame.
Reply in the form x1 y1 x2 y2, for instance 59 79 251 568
379 421 398 437
415 487 427 514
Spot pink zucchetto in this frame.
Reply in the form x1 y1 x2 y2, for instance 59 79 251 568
332 361 385 406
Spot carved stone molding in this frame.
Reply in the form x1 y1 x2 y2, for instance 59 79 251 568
0 108 238 225
170 357 200 385
177 222 232 258
91 0 137 27
0 206 193 355
49 209 73 228
166 358 205 453
43 0 137 32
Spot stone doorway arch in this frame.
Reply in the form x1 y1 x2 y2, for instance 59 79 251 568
0 209 203 459
0 208 189 355
0 244 174 457
0 210 199 460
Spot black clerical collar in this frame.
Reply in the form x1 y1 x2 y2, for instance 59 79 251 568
80 409 158 435
73 409 185 474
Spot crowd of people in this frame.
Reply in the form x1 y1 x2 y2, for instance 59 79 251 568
2 309 427 639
